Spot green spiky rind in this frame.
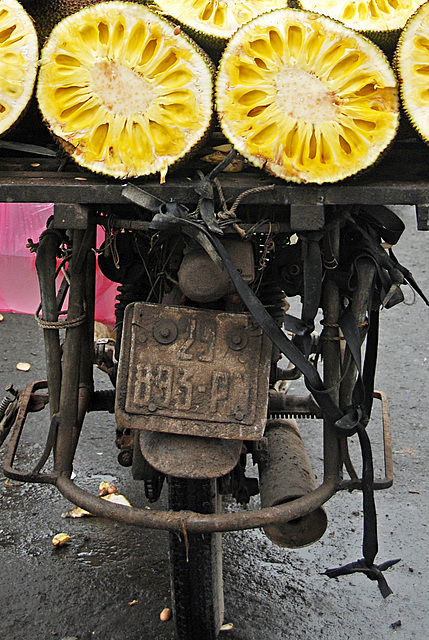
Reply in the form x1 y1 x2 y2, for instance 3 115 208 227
143 1 230 59
143 1 293 61
152 9 220 69
391 33 420 141
37 1 215 180
363 28 401 61
216 8 399 185
168 22 228 60
394 3 429 145
0 0 39 137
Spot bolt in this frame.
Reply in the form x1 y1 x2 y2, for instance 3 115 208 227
232 334 242 345
148 402 157 412
153 320 177 344
235 410 245 421
5 384 18 397
288 264 300 276
118 450 133 467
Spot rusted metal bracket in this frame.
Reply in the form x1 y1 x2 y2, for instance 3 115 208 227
290 202 325 231
2 380 56 484
416 204 429 230
340 390 393 491
53 203 89 229
268 391 323 419
268 388 393 490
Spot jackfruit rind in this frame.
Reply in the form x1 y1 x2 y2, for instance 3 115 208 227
216 9 399 184
0 0 38 137
151 0 289 52
37 1 214 180
395 1 429 144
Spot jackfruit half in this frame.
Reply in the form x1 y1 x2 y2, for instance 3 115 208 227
295 0 427 55
395 1 429 144
216 8 399 184
36 1 214 180
20 0 109 46
152 0 289 52
0 0 38 137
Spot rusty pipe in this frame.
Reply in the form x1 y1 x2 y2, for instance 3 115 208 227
4 381 339 533
258 419 327 548
55 473 338 534
35 228 62 416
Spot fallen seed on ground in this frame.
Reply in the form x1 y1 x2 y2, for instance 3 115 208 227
160 608 172 621
16 362 31 371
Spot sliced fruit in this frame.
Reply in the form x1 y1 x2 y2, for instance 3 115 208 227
153 0 289 51
20 0 108 46
216 8 399 184
37 1 214 180
395 1 429 144
0 0 38 137
296 0 427 54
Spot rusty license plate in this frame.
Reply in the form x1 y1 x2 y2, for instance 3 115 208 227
115 303 272 440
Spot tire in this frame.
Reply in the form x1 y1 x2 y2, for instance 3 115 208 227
168 477 224 640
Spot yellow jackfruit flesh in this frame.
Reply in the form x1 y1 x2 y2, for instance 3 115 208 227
153 0 289 52
297 0 426 32
216 9 399 184
0 0 38 137
36 1 214 180
395 2 429 144
296 0 427 54
20 0 109 45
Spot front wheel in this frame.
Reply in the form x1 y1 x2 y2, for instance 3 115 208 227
168 477 224 640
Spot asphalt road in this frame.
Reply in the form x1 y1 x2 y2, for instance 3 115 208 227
0 204 428 640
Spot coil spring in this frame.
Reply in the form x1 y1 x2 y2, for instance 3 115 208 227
0 395 13 421
145 479 158 503
256 280 288 381
114 281 149 359
256 280 288 327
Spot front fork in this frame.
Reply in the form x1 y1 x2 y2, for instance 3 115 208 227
35 218 96 477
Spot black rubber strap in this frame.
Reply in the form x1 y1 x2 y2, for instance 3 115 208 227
353 205 405 245
209 232 346 421
293 236 323 358
148 200 398 597
389 248 429 306
203 227 398 598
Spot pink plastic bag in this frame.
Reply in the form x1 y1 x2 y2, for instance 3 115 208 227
0 203 117 327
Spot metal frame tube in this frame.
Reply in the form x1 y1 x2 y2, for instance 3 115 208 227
322 225 343 482
35 229 62 416
54 227 93 475
55 473 337 533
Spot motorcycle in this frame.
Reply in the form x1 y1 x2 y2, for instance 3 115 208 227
1 149 425 639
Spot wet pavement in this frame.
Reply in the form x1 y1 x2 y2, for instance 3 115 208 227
0 205 428 640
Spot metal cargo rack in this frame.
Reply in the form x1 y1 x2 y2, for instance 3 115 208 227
0 133 427 537
0 136 429 229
